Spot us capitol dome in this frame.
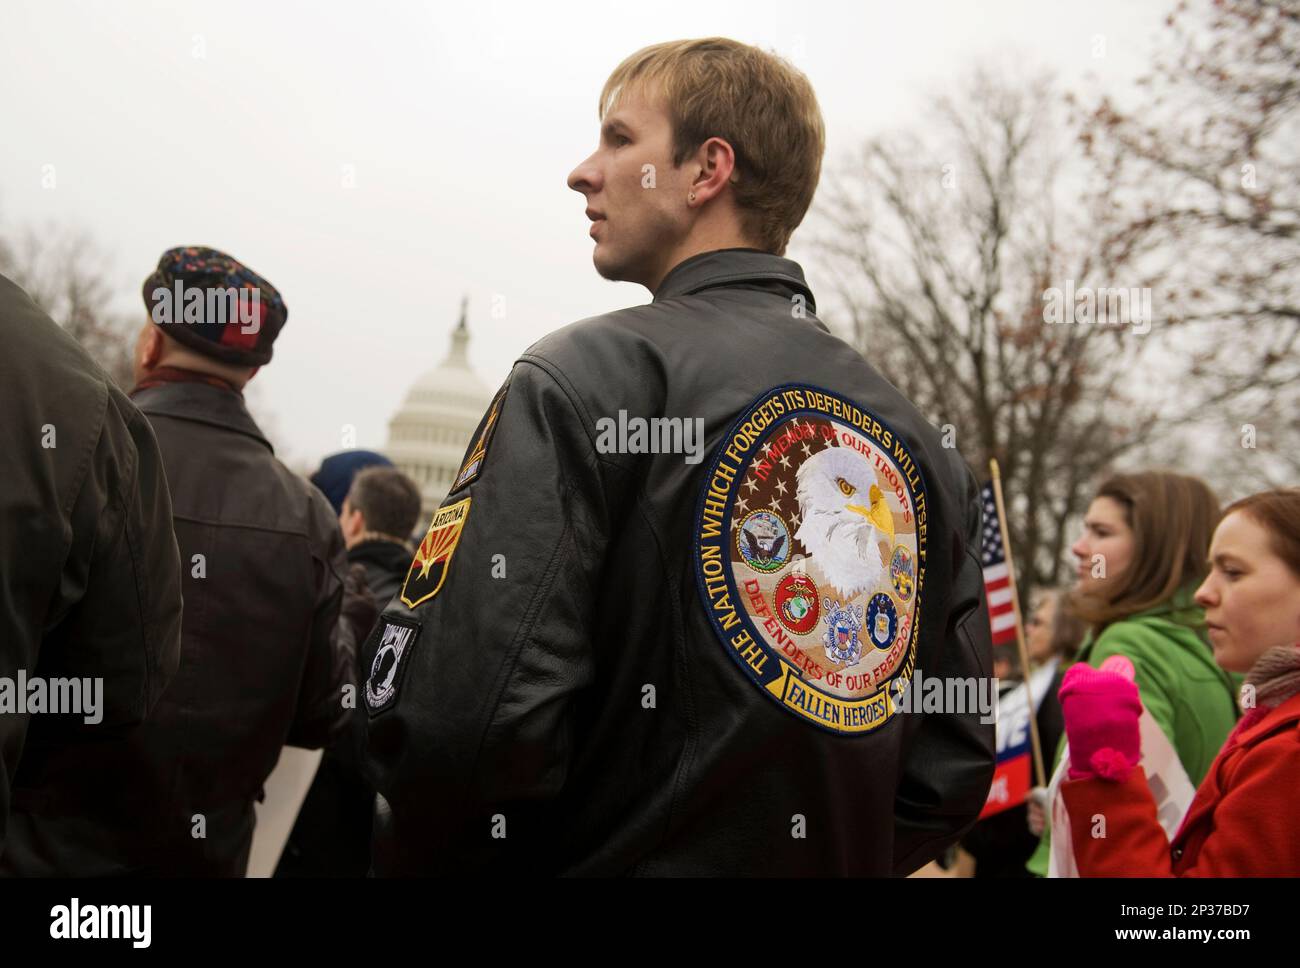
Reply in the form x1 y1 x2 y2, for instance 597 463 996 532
385 297 492 521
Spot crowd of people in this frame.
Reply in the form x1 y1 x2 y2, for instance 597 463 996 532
928 473 1300 877
1 35 1297 878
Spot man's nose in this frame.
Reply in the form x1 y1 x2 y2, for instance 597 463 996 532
567 152 601 194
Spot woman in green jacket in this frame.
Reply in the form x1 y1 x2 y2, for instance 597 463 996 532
1025 471 1240 876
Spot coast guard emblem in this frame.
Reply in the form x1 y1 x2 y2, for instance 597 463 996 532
693 384 928 734
400 497 471 609
822 600 863 666
365 615 421 714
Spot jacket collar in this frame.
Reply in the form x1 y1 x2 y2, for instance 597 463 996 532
130 380 273 453
652 248 816 311
1236 691 1300 747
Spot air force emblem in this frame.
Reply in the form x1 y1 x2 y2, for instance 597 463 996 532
400 497 471 609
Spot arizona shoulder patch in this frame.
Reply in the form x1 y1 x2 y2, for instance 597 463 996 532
365 614 421 715
693 384 928 735
400 496 471 609
450 382 508 494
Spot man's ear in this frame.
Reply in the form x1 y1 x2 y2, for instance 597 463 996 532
143 326 165 369
246 365 260 383
688 136 738 207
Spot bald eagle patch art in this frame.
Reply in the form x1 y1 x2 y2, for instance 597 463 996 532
794 448 895 600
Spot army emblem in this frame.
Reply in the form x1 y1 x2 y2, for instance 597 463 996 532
400 497 471 609
365 616 421 714
890 545 915 602
822 599 864 666
866 593 899 651
774 573 820 635
693 384 928 734
737 509 790 573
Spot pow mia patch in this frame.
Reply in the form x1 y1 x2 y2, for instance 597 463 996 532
400 497 471 609
451 382 508 494
365 615 421 714
693 384 928 735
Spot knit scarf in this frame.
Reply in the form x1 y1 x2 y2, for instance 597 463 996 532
1227 643 1300 742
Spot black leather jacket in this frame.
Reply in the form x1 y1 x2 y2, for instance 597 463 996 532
362 248 994 876
4 377 354 875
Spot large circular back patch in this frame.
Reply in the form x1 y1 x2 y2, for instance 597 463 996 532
694 385 928 734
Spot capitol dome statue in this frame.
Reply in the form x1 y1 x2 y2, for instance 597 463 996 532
385 297 492 522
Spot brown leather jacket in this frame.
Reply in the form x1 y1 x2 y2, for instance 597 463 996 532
3 375 355 876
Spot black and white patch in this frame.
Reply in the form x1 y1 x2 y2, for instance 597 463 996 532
364 615 422 715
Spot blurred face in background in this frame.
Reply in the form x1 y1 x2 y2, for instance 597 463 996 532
1071 496 1135 596
1195 510 1300 674
1026 593 1057 664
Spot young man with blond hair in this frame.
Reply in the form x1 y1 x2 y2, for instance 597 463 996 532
362 38 993 876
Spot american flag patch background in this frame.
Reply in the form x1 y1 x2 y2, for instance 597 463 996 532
980 481 1017 646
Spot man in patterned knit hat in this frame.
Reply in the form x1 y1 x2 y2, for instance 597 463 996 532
2 246 370 876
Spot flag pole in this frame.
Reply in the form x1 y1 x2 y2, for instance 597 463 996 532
990 458 1046 789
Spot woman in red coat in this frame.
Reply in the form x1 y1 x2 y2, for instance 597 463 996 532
1058 487 1300 876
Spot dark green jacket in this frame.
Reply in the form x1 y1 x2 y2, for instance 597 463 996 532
1027 584 1240 875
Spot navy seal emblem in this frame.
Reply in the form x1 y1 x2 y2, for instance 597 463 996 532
693 384 928 734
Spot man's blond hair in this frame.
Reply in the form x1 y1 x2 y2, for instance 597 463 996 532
599 38 825 256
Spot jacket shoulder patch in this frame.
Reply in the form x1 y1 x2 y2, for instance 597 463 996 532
692 384 928 735
450 382 509 494
365 615 422 715
400 497 471 609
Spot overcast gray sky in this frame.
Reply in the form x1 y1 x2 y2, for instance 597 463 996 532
1 0 1171 469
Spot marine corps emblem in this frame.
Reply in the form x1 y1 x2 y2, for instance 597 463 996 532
774 572 820 635
693 384 928 734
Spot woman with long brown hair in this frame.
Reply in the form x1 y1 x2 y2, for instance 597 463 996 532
1058 488 1300 875
1026 471 1239 875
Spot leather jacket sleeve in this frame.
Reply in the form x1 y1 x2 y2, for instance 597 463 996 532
285 493 355 749
891 464 995 875
364 356 623 874
46 384 184 728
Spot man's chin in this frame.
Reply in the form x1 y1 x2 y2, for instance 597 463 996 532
592 244 646 287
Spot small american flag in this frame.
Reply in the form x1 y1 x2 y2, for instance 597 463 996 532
980 482 1017 646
